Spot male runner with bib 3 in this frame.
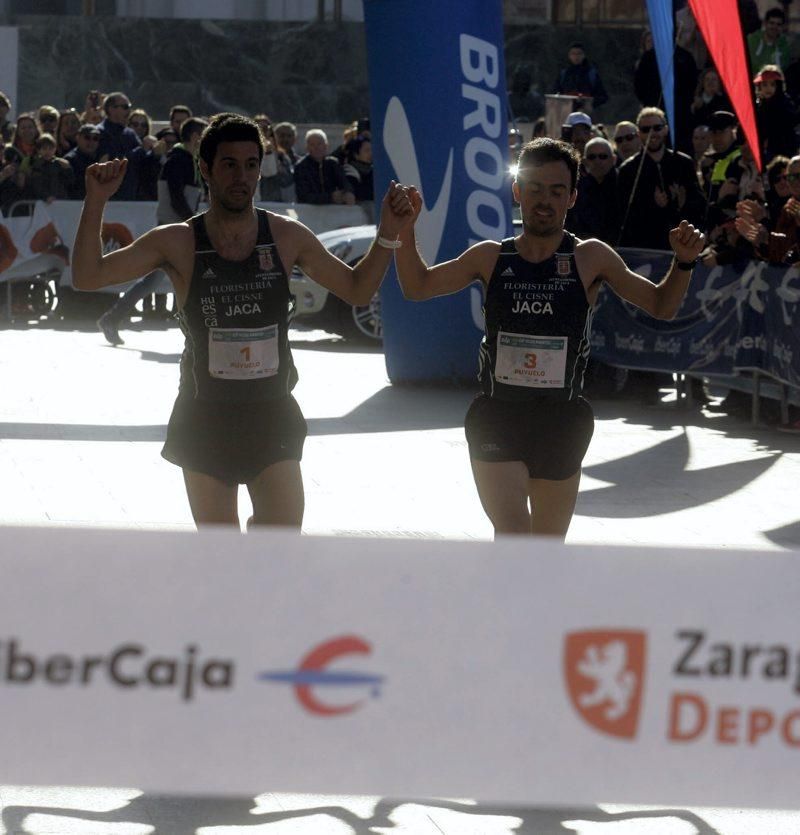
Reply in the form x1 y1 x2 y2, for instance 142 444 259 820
73 113 412 529
394 138 704 540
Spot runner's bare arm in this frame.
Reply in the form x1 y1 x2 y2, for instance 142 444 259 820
395 186 498 300
72 159 176 291
582 221 705 319
291 180 413 305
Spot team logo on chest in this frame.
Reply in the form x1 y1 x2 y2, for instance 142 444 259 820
257 245 275 272
557 255 571 276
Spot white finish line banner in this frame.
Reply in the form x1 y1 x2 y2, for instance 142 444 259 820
1 525 799 808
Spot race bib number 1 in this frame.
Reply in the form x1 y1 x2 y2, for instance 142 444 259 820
495 332 568 388
208 326 279 380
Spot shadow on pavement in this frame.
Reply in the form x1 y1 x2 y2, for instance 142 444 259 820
306 384 475 435
0 422 166 442
578 430 781 518
762 520 800 549
0 794 723 834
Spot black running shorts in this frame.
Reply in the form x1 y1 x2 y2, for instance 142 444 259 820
161 394 307 485
465 394 594 480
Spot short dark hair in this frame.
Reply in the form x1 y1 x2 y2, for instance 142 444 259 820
517 138 580 190
103 92 128 114
170 104 192 120
180 116 208 144
198 113 265 170
765 7 786 22
0 91 10 109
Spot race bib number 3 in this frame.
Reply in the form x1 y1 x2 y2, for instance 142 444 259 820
208 326 279 380
495 332 568 388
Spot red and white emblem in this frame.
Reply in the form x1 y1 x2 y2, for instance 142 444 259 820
557 255 571 276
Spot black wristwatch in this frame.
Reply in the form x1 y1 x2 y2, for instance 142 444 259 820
675 258 698 270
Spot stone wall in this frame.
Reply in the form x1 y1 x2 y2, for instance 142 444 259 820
14 16 645 127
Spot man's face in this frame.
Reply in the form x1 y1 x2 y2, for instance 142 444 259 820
275 126 295 152
568 47 585 65
613 124 641 159
583 140 615 180
637 116 667 154
106 97 131 125
170 110 190 132
710 125 735 153
202 140 261 213
773 166 791 197
764 15 783 41
513 160 576 238
787 160 800 198
306 134 328 161
77 131 100 156
692 126 710 157
571 123 591 154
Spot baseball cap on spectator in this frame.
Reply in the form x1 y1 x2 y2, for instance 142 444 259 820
754 66 784 84
156 127 178 141
708 110 737 131
564 111 592 129
78 124 100 137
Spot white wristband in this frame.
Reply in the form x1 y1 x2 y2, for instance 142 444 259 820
377 236 402 250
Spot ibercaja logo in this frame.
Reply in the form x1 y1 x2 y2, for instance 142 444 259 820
564 630 647 739
257 635 385 717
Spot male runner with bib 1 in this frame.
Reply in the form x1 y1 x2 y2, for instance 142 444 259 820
395 138 704 540
73 113 412 529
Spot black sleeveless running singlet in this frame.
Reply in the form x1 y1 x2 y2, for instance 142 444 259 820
177 208 297 403
478 232 593 402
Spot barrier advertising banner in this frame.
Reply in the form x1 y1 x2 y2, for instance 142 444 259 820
364 0 513 383
592 250 800 389
1 525 800 808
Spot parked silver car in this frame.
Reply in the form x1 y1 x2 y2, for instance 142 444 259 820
290 224 382 342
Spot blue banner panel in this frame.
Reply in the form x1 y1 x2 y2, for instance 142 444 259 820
364 0 512 383
591 251 800 390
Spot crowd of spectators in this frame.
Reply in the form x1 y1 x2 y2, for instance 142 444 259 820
528 6 800 283
0 89 374 215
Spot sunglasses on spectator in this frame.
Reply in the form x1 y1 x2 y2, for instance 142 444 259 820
787 173 800 182
111 102 131 110
129 120 147 128
585 153 611 160
82 135 100 142
639 124 665 133
614 133 636 142
41 115 57 123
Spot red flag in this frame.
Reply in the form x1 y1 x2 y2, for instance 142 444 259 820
689 0 761 170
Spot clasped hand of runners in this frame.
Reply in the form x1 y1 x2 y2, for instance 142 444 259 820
378 180 418 238
668 220 705 263
85 158 128 201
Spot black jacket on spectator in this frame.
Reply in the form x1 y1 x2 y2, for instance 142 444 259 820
157 144 201 223
64 148 95 199
96 118 140 200
553 60 608 108
756 94 799 163
617 148 706 249
294 154 351 204
29 157 73 201
133 146 161 201
691 92 732 128
343 159 374 202
566 166 620 244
